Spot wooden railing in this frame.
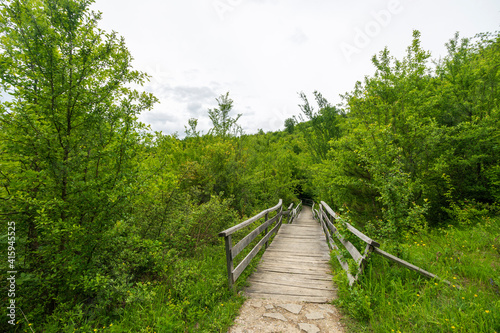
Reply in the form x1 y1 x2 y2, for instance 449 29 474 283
315 201 453 287
288 201 302 224
219 199 301 289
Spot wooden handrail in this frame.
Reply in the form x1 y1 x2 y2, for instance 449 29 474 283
219 199 284 289
320 201 380 247
289 201 302 224
316 200 451 287
219 199 282 237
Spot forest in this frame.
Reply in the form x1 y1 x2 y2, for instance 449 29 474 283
0 0 499 332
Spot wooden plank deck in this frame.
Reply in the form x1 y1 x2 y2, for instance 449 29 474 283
244 206 336 303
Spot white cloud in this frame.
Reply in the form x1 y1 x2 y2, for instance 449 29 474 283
92 0 500 136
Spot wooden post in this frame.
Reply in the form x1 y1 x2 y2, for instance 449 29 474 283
278 205 283 227
352 244 374 285
219 199 282 289
320 204 328 245
223 235 234 290
264 212 269 249
287 203 293 224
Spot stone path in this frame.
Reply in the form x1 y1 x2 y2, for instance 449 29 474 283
228 299 345 333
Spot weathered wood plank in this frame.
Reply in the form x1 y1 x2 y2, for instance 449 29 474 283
260 255 331 264
245 293 330 303
345 222 380 247
231 213 280 258
219 199 282 237
373 247 453 287
320 209 363 263
243 206 336 303
257 262 332 273
252 268 333 282
321 201 339 220
247 275 334 290
232 221 281 282
259 259 331 267
246 281 335 297
320 201 380 248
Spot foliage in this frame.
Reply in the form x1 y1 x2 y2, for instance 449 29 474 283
184 118 201 138
207 92 242 138
0 0 157 328
296 91 343 162
0 2 498 330
307 30 500 238
332 216 500 333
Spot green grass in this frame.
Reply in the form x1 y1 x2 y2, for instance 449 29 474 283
332 216 500 332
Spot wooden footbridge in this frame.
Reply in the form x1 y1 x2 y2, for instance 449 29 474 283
245 205 335 302
219 199 454 304
219 200 337 303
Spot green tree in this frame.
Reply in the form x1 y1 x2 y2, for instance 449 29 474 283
185 117 200 137
208 92 242 138
296 91 342 161
284 117 295 134
311 30 500 235
0 0 157 323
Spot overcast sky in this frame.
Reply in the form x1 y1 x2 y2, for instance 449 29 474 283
91 0 500 137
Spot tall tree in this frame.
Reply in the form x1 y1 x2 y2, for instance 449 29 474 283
0 0 157 318
208 92 242 138
297 91 342 161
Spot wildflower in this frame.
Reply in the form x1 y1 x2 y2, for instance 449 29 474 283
435 283 438 286
453 277 457 280
452 326 455 329
417 294 420 297
445 319 449 321
474 294 478 297
486 310 490 313
462 297 465 300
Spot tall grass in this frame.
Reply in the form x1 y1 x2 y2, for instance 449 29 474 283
332 216 500 332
